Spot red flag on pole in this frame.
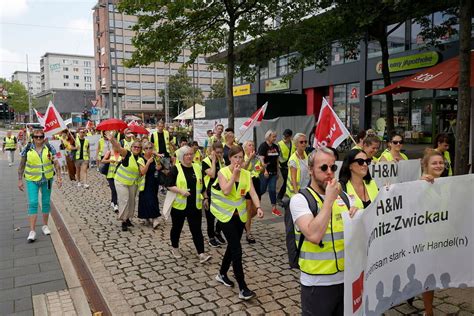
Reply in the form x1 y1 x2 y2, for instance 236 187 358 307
239 102 268 135
43 101 67 137
314 97 350 148
33 108 45 126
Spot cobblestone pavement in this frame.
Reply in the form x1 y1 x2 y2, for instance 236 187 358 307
52 170 473 315
45 289 78 316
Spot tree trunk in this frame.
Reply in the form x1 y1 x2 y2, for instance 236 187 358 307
379 35 395 137
226 26 236 130
455 0 472 175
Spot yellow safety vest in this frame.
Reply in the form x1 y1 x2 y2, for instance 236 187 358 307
244 154 263 178
202 156 224 189
380 151 408 161
345 180 378 210
152 130 170 153
210 135 225 146
278 140 295 164
122 139 133 151
193 150 202 163
75 138 90 160
352 145 363 150
98 138 105 157
443 151 453 176
210 167 251 223
106 153 122 179
286 151 308 198
114 153 144 186
172 163 203 210
4 136 16 150
24 146 55 182
297 189 348 275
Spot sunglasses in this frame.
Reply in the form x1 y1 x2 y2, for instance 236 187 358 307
391 140 403 145
132 146 142 149
352 158 372 166
33 135 45 139
319 164 338 172
299 140 308 144
144 147 153 150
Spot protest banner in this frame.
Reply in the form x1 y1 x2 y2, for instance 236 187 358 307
335 160 421 188
85 134 101 163
343 175 474 315
49 140 66 167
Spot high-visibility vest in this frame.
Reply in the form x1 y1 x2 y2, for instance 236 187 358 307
443 151 453 176
75 138 89 160
24 146 54 181
106 153 122 179
114 153 144 186
152 130 170 154
122 139 133 151
202 156 224 189
244 154 263 178
297 189 348 275
278 140 295 164
172 163 203 210
352 145 363 150
210 135 225 147
4 136 16 150
98 138 105 157
193 150 202 163
210 167 251 223
345 179 378 210
286 151 308 198
380 151 408 161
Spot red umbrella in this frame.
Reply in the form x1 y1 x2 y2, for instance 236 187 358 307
368 51 474 96
127 124 149 135
96 118 128 131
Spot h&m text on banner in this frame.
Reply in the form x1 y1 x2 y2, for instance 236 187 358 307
342 175 474 315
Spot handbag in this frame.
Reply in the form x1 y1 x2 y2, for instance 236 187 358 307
99 163 110 175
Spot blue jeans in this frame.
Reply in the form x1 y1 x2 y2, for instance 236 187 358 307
260 173 277 205
26 180 52 215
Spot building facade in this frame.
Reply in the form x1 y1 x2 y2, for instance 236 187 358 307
11 71 42 96
92 0 225 121
40 52 96 92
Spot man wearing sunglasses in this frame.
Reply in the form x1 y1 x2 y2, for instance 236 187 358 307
18 129 62 242
289 147 358 315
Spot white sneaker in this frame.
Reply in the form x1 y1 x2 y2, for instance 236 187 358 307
171 248 182 258
27 231 36 242
42 225 51 236
83 184 90 189
199 253 211 263
152 218 160 229
77 182 82 187
110 202 115 207
8 163 12 167
113 204 119 212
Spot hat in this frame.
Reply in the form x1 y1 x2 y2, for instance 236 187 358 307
283 129 293 137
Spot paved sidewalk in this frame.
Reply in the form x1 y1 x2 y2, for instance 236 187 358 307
52 170 473 315
0 159 67 315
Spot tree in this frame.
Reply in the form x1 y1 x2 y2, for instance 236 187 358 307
0 78 29 113
118 1 315 129
209 79 225 99
159 67 203 119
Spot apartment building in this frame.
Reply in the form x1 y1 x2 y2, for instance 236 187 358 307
40 52 96 91
11 71 42 96
92 0 224 120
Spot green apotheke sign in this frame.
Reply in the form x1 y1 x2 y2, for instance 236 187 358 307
376 51 439 74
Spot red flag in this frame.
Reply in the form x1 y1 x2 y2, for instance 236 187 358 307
43 101 67 137
239 102 268 134
314 97 350 148
33 108 45 126
85 120 94 130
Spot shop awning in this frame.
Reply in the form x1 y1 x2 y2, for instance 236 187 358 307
173 104 205 120
367 51 474 96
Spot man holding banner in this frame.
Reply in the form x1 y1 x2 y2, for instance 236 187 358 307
289 147 357 315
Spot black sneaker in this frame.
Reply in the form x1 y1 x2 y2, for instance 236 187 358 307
239 288 256 300
215 274 234 287
121 222 128 231
126 219 134 227
215 232 226 245
209 238 220 248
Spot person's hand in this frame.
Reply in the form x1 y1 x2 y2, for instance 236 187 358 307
211 152 216 162
155 163 162 171
325 178 341 202
203 199 209 210
264 170 269 178
257 207 264 218
348 206 358 218
18 180 24 191
147 156 154 164
181 189 191 197
233 164 241 176
421 174 435 183
249 150 255 159
56 177 63 189
105 131 114 141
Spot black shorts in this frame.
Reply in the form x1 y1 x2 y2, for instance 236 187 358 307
245 177 261 200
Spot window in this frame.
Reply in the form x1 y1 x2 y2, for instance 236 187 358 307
84 76 91 82
62 59 68 64
73 68 79 72
74 83 80 87
84 61 91 67
433 11 459 43
63 75 69 79
84 68 91 75
387 22 405 54
63 67 69 71
64 83 69 87
74 75 79 80
260 66 268 80
278 56 289 76
331 43 344 65
85 83 92 90
268 59 277 78
73 60 79 65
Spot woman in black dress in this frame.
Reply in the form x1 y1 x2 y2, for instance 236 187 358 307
138 141 162 228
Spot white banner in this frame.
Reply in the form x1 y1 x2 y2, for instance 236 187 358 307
48 140 66 167
193 118 252 147
343 175 474 316
336 160 421 188
85 135 101 161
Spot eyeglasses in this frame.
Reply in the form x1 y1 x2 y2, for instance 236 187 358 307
352 158 372 166
391 140 403 145
132 146 142 149
144 147 153 150
299 140 308 144
33 135 45 139
319 164 338 172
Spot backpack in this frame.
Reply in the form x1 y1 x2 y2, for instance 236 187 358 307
284 187 350 269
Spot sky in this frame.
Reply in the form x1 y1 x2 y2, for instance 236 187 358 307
0 0 97 79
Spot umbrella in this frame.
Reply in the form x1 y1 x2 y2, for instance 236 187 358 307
96 118 128 131
368 51 474 96
128 124 149 135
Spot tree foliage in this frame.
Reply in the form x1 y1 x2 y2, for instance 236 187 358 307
117 0 317 128
0 78 30 113
159 67 203 118
209 79 225 99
